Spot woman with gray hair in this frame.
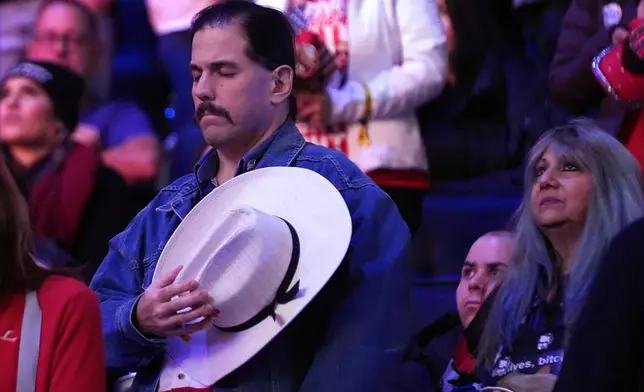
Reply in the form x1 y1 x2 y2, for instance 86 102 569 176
474 118 644 390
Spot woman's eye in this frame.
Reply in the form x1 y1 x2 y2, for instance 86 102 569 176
562 163 579 171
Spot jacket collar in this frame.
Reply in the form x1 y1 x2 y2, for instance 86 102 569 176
163 119 306 219
194 118 306 188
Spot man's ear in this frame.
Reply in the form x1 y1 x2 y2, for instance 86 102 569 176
270 65 294 105
54 119 68 143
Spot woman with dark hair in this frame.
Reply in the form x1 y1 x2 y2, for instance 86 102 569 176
475 119 644 389
0 157 105 391
0 61 132 282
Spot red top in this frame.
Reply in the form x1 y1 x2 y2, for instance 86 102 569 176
0 275 106 392
368 169 431 190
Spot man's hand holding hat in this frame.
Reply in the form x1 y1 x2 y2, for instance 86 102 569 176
134 266 218 338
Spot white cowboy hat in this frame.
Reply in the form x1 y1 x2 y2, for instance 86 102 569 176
151 166 352 388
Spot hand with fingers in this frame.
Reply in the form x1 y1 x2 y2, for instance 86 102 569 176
294 32 337 92
134 266 219 339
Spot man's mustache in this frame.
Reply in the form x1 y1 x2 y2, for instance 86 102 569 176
195 101 234 125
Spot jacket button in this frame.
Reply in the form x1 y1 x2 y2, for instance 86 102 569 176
178 373 185 380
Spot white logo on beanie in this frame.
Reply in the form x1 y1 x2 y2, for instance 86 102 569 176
8 63 53 84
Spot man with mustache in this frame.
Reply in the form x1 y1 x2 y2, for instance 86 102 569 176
195 101 235 126
90 2 412 391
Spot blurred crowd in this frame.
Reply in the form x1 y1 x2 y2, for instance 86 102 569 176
1 0 644 391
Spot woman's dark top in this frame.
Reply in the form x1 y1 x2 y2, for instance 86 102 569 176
553 217 644 392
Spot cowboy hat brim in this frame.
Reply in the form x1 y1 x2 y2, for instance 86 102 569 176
152 166 352 387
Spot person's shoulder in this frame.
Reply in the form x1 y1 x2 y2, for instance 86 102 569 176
38 275 98 312
609 216 644 257
294 145 404 230
157 172 198 199
88 99 146 115
623 216 644 236
82 99 151 128
296 143 375 192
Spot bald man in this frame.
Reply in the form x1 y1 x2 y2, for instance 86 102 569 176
392 231 514 392
442 231 514 392
456 231 514 328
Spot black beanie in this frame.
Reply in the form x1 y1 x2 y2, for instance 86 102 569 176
1 61 85 133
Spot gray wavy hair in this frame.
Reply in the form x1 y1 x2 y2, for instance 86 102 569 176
478 118 644 368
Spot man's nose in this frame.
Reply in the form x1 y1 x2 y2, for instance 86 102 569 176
468 273 486 292
194 75 215 102
51 39 70 59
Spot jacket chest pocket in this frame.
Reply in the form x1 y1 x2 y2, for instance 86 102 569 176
140 248 165 291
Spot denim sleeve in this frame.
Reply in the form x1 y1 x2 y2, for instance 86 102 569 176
299 184 413 392
89 207 165 372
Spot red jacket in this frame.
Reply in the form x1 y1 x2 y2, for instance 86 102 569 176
0 275 106 392
549 0 638 135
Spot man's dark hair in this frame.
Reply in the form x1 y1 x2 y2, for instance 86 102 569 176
191 1 298 120
36 0 100 38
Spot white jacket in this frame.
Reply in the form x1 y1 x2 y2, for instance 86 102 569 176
257 0 448 173
146 0 214 35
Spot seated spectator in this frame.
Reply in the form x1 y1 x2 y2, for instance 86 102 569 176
441 231 514 391
475 119 644 387
553 217 644 391
258 0 448 236
387 231 514 392
0 61 131 281
0 153 105 392
25 0 161 185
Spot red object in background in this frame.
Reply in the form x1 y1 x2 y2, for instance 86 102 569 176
594 18 644 105
0 276 106 392
295 31 323 79
593 18 644 173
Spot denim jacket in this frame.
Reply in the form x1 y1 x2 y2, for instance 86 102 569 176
90 120 413 392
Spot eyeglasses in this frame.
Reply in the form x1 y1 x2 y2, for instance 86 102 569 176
32 31 91 50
